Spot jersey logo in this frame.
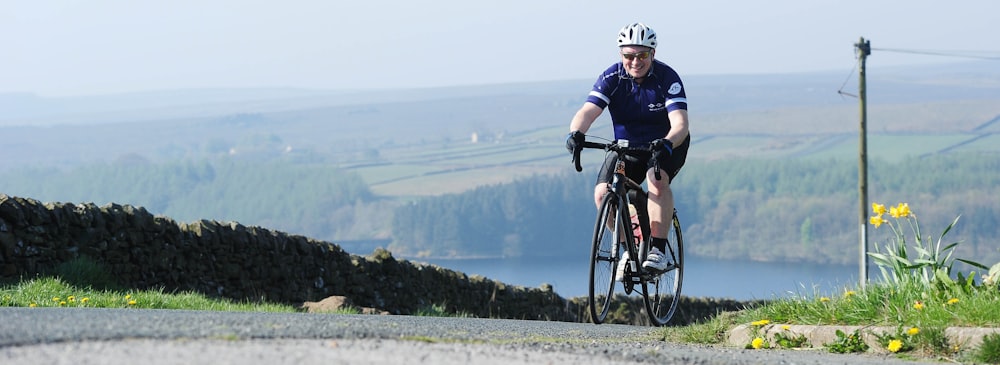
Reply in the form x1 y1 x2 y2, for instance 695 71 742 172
668 82 682 95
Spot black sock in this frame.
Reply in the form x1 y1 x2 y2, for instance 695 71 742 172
650 237 667 253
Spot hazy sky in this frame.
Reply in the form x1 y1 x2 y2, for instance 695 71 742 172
4 0 998 96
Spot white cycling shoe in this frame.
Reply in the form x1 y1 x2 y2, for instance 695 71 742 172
642 247 672 272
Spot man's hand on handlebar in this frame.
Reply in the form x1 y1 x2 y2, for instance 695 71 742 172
649 138 672 180
650 138 673 156
565 131 585 154
567 131 587 172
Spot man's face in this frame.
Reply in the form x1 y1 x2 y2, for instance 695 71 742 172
620 46 653 79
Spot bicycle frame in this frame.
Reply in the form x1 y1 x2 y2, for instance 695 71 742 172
575 137 684 326
581 140 654 285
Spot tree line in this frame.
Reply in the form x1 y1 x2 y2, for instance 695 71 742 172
391 153 1000 266
0 158 378 240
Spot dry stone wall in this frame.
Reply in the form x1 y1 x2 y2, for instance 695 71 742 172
0 194 573 320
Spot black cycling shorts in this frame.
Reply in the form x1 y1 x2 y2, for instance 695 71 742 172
596 135 689 185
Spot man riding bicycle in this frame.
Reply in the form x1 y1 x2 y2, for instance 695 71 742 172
566 22 690 272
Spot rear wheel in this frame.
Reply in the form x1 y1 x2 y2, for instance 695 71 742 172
643 210 684 326
588 192 623 324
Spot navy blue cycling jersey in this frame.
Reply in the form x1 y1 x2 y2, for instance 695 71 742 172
585 60 688 145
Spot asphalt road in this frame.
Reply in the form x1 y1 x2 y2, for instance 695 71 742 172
1 308 927 364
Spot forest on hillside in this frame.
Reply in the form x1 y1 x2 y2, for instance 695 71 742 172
390 153 1000 266
3 152 999 267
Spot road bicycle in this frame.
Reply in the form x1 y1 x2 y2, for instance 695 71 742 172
572 137 684 326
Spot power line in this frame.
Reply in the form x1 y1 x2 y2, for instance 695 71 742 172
871 47 1000 61
837 44 1000 98
837 62 858 99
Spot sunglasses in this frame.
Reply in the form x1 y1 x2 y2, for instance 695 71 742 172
621 51 651 61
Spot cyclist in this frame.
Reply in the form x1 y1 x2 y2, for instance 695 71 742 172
566 22 690 272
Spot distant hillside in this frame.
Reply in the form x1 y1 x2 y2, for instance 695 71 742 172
1 60 998 197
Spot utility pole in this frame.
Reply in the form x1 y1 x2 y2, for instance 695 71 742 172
856 37 871 288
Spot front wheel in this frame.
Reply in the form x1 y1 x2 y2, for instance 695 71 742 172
642 210 684 326
588 192 623 324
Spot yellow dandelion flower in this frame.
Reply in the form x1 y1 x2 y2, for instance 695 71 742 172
81 297 90 304
819 297 830 302
127 299 137 306
68 296 76 302
844 290 856 297
913 301 924 310
59 301 67 306
29 303 37 308
52 297 60 302
946 298 959 305
782 325 791 331
124 294 132 300
751 319 771 327
896 203 911 217
888 339 903 353
751 337 766 349
872 203 886 216
907 327 920 336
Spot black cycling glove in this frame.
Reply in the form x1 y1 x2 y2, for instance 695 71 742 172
648 138 673 172
565 131 585 154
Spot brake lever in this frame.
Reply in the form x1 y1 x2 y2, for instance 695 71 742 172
573 148 583 172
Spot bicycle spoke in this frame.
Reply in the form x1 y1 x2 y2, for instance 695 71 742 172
642 212 684 326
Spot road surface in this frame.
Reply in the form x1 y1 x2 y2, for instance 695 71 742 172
1 308 925 364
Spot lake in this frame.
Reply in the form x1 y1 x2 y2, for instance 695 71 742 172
413 254 866 301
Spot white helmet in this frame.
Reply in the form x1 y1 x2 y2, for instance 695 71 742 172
616 22 657 49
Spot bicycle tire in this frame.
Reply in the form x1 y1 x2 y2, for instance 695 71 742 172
642 210 684 326
588 192 622 324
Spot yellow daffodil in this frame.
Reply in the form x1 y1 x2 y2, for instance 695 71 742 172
890 206 900 218
896 203 911 217
872 203 886 216
888 339 903 353
751 337 766 349
913 301 925 310
869 215 885 228
907 327 920 336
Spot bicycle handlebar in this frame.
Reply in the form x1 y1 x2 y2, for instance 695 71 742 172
572 140 662 180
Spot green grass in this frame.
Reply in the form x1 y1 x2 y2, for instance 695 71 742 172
736 281 1000 328
1 276 298 312
0 256 298 312
663 275 1000 361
